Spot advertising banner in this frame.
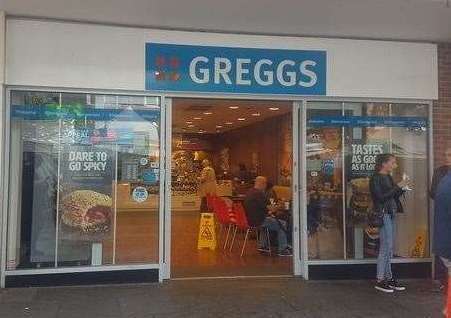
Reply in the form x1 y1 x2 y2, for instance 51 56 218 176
58 145 115 242
349 141 388 178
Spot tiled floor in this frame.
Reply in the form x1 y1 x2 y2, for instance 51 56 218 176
171 211 291 277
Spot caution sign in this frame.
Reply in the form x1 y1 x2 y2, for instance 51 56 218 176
197 213 217 250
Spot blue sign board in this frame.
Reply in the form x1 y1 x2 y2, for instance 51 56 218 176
145 43 326 95
308 116 428 128
11 105 160 122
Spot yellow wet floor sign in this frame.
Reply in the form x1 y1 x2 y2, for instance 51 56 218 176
197 213 217 250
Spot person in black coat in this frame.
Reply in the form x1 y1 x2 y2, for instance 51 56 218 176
369 154 410 293
431 146 451 299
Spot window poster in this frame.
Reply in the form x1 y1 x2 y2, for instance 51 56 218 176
58 145 115 242
349 140 388 178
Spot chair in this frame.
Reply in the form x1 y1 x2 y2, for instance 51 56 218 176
211 196 236 249
230 202 271 257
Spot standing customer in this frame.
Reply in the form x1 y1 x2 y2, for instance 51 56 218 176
431 146 451 317
198 159 217 212
370 154 409 293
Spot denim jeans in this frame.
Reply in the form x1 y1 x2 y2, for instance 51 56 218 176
260 217 288 252
377 214 395 281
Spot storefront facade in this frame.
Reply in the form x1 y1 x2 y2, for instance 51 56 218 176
0 17 439 287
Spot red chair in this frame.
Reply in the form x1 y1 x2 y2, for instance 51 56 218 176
230 202 271 257
211 196 236 249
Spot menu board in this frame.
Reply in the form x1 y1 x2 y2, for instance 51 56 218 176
122 159 140 181
58 145 115 241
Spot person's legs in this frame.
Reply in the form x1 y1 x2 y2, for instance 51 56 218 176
384 215 394 280
377 215 390 281
261 217 288 252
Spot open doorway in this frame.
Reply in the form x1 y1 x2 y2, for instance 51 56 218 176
170 98 294 278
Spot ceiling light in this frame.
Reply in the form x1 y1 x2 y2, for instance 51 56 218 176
237 118 246 121
198 130 205 134
193 117 202 120
188 124 195 128
225 122 233 125
229 106 239 109
186 121 193 124
203 112 213 115
269 107 279 111
216 125 223 128
252 113 261 117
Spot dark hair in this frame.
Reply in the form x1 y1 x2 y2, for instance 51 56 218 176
374 153 395 172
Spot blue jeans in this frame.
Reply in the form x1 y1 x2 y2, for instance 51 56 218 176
377 214 395 281
260 217 288 252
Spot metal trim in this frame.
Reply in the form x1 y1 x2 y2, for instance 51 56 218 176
1 87 12 287
307 258 433 265
299 100 309 280
291 101 301 276
4 263 160 276
158 96 166 282
5 85 434 104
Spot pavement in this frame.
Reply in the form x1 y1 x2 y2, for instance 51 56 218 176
0 278 444 318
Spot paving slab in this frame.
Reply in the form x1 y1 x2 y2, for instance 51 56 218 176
0 278 444 318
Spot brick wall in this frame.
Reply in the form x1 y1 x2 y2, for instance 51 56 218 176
433 43 451 167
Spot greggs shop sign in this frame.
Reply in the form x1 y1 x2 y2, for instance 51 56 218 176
145 43 326 95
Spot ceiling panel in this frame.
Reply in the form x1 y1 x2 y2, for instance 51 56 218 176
172 98 292 134
2 0 451 42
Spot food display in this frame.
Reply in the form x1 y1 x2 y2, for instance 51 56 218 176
61 190 112 234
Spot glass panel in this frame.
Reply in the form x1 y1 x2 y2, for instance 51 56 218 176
343 103 429 259
111 95 160 265
306 101 430 261
306 102 344 260
7 91 161 270
7 91 60 269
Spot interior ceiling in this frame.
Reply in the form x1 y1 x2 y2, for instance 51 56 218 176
2 0 451 42
172 99 291 135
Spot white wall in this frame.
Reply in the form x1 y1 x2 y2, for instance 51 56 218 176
5 19 438 100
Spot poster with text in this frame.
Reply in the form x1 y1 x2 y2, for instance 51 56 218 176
349 141 388 178
58 145 115 241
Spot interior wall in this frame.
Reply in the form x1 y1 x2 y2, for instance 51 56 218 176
216 113 292 185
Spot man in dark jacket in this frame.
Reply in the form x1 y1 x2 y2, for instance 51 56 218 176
432 148 451 316
431 146 451 297
243 176 291 256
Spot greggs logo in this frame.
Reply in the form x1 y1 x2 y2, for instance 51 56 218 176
145 43 326 95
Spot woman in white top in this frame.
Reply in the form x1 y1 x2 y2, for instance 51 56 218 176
198 159 217 212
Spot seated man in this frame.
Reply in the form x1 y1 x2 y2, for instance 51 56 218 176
243 176 292 256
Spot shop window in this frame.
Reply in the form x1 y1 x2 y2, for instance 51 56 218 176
6 91 161 270
306 101 430 260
